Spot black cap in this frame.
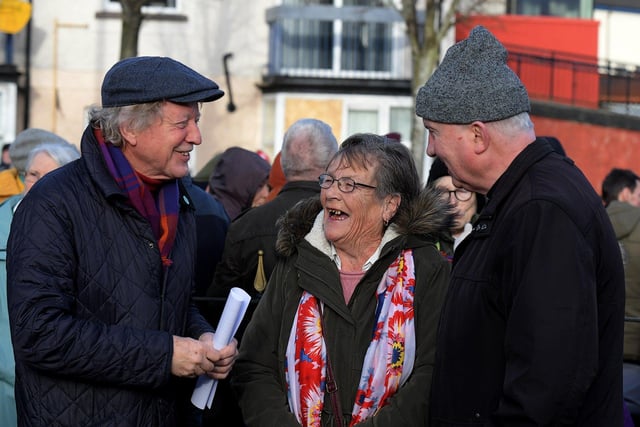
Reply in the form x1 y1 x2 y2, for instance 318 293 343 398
101 56 224 107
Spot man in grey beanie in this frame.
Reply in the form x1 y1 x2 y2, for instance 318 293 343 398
417 26 625 425
7 56 237 426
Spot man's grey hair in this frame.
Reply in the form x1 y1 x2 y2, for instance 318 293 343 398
280 118 338 180
485 111 534 137
26 142 80 170
88 102 165 147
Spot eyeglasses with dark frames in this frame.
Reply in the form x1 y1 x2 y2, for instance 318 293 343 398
318 173 377 193
439 188 473 202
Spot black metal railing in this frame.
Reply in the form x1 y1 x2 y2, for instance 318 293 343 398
265 5 640 115
507 46 640 114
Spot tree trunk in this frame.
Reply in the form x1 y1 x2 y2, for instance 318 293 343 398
400 0 462 179
119 0 146 59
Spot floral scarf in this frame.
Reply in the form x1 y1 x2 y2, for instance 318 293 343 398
285 249 416 426
96 128 179 267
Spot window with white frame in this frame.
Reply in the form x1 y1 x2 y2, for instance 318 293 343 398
347 109 379 135
507 0 581 17
0 82 17 145
389 106 412 142
277 0 396 78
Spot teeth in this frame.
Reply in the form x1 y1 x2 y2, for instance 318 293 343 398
328 209 344 215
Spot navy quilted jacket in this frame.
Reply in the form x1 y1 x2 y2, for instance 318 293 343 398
7 125 213 426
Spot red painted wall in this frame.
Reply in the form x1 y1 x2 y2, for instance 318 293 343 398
456 16 601 108
532 115 640 193
452 15 639 195
457 15 598 57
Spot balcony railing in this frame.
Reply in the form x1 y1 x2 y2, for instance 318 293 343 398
265 5 640 115
266 5 411 81
507 45 640 115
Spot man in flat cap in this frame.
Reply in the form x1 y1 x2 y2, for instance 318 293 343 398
417 26 625 425
7 56 237 426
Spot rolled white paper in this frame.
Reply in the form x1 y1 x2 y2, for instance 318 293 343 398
191 287 251 409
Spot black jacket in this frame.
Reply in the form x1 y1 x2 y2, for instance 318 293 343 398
7 125 213 426
429 138 625 426
210 180 321 299
183 176 229 297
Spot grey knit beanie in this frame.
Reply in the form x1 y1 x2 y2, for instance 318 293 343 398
416 26 530 124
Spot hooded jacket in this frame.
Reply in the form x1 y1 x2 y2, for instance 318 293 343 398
7 125 213 427
232 188 451 427
208 147 270 221
607 200 640 362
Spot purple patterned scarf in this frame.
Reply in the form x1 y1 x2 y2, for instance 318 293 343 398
96 128 179 267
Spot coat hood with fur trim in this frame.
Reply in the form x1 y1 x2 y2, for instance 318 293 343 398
275 186 453 257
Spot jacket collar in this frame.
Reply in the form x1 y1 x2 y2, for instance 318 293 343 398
475 138 556 236
275 186 451 258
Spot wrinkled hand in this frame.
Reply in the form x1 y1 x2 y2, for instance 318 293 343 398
171 333 238 379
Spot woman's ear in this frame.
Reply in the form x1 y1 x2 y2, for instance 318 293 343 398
383 194 401 221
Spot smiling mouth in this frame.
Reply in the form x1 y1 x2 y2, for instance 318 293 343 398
175 150 191 157
327 208 348 220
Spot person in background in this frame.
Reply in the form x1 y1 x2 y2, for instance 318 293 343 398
426 156 485 260
207 146 271 221
7 56 237 426
0 129 70 203
184 174 230 297
0 144 11 170
384 131 401 142
417 26 625 425
604 168 640 210
232 133 451 426
602 168 640 424
265 151 286 202
210 118 338 299
0 140 80 427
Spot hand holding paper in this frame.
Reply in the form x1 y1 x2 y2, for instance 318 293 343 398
191 287 251 410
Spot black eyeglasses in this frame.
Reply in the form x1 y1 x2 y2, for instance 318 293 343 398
318 173 377 193
438 188 473 202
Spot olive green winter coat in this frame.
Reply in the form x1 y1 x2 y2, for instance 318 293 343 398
232 190 451 427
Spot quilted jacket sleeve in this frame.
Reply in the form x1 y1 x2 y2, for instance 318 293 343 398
7 188 173 390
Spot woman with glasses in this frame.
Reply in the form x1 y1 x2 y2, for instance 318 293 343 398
0 136 79 427
427 157 485 261
232 133 452 426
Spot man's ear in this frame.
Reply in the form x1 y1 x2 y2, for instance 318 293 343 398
619 187 632 202
470 121 489 155
119 125 137 147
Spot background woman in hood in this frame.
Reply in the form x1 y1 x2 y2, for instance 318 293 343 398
207 146 271 221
